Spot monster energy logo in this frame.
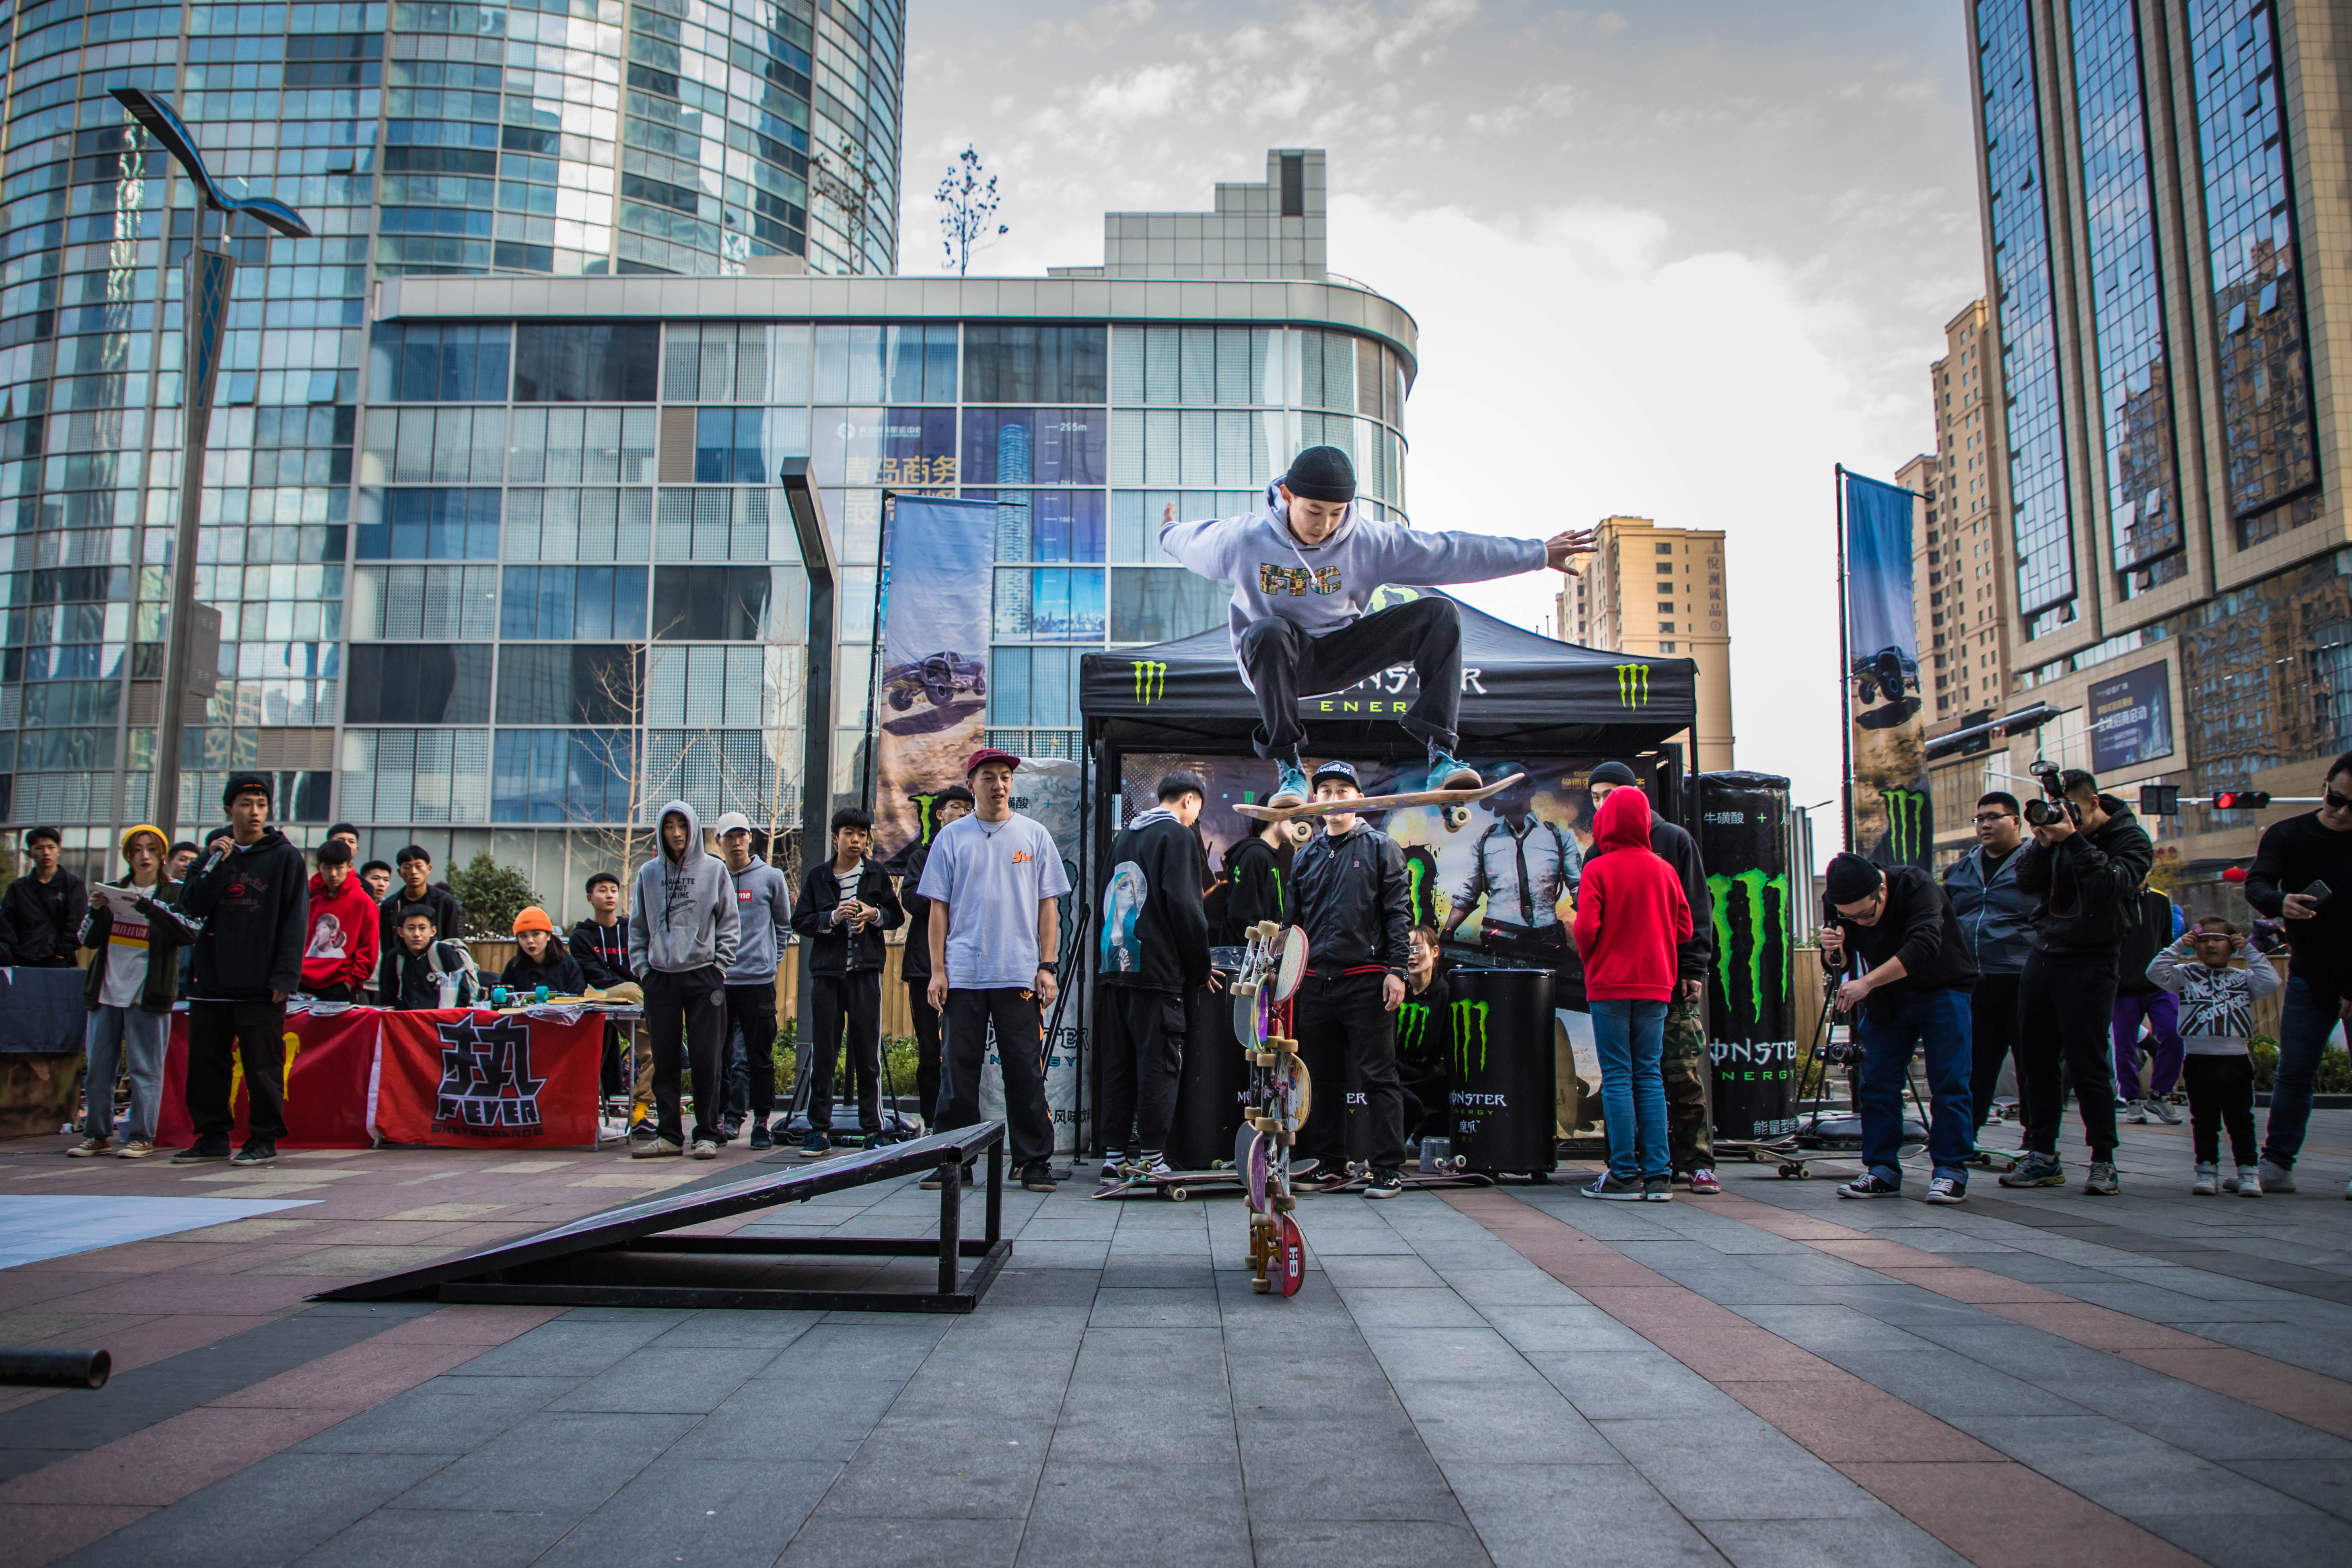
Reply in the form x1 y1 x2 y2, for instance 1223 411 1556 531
913 792 940 842
1405 856 1426 921
1451 999 1489 1076
1131 660 1167 703
1881 786 1929 866
1614 663 1648 707
1707 868 1789 1023
1397 1001 1430 1054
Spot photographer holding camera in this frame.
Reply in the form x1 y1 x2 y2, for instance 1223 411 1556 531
2000 766 2152 1196
1819 853 1979 1203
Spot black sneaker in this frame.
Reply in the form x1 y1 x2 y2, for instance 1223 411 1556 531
747 1120 773 1150
171 1134 232 1165
1021 1166 1057 1193
1581 1172 1645 1201
1999 1153 2066 1188
230 1138 278 1167
1642 1176 1674 1202
1362 1168 1404 1199
1836 1172 1900 1199
1315 1166 1355 1191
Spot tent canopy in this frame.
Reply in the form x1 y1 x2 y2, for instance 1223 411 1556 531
1080 591 1697 757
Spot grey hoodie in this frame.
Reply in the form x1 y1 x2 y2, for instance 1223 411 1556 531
1160 481 1545 669
723 858 794 983
628 799 740 975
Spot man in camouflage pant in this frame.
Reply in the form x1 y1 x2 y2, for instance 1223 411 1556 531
1661 996 1712 1184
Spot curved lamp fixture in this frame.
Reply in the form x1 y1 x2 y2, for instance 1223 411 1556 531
111 85 313 239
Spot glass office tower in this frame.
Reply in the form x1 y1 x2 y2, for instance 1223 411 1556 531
1965 0 2350 881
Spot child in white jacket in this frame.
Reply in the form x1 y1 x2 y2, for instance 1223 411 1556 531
2147 918 2282 1195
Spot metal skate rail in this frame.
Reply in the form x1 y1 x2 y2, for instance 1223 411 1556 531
313 1123 1009 1313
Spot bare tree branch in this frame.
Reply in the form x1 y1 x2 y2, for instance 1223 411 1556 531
935 144 1007 278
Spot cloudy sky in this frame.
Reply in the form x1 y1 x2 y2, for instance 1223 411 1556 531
899 0 1988 818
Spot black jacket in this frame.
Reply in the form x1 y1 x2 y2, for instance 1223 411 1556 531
2015 797 2154 961
790 858 904 975
2244 810 2352 1004
3 866 86 965
569 917 633 988
501 944 587 996
1293 823 1412 977
1219 834 1291 944
182 829 309 998
78 879 199 1013
1098 807 1210 994
379 883 465 993
900 840 938 982
2114 889 2178 996
385 938 477 1010
1822 864 1977 1021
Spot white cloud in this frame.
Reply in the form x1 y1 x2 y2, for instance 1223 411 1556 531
1076 62 1199 123
1371 0 1481 68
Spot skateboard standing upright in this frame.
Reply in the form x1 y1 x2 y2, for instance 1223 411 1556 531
1233 920 1309 1294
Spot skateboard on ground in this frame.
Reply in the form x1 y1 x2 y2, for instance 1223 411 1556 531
1233 920 1310 1295
1235 773 1526 842
1093 1157 1318 1201
1309 1161 1493 1194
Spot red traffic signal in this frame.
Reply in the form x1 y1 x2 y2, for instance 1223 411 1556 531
2212 790 2272 811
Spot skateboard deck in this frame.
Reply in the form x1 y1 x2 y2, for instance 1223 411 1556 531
1092 1155 1313 1202
1235 774 1524 832
1231 923 1305 1045
1276 1212 1305 1295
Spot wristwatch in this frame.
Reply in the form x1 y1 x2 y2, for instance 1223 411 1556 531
1035 960 1058 977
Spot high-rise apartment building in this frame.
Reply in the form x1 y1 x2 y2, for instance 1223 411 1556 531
1966 0 2352 895
0 149 1420 916
1556 514 1733 772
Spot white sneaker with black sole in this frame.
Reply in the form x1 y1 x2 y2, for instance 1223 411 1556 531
1836 1173 1901 1199
1925 1176 1965 1205
1581 1172 1644 1201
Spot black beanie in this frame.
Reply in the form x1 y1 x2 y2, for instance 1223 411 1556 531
1283 445 1354 503
1589 761 1638 788
222 771 272 811
1824 852 1883 906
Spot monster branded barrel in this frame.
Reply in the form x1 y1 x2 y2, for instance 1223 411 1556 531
1697 772 1800 1142
1447 967 1557 1175
1171 979 1249 1170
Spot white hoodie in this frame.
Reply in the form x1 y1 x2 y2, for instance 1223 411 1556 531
1159 482 1546 660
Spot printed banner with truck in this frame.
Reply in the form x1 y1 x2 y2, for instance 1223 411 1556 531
874 493 995 864
1842 468 1932 866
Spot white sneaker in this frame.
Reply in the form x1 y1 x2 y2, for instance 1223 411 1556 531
1925 1176 1965 1205
2192 1163 2218 1196
2124 1100 2149 1125
2144 1097 2181 1125
2257 1159 2294 1193
2223 1165 2261 1196
1099 1157 1123 1182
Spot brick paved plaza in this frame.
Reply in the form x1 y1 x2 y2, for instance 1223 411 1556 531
3 1111 2349 1568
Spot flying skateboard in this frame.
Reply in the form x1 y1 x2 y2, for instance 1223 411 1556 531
1232 920 1310 1295
1236 773 1525 844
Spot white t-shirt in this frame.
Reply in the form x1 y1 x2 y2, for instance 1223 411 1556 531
97 882 157 1009
916 812 1072 990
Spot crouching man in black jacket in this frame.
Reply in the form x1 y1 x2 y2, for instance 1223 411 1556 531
174 773 309 1167
1291 761 1414 1199
1096 770 1214 1182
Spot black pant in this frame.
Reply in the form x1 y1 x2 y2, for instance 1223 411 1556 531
2184 1055 2257 1167
907 979 943 1124
645 965 726 1144
309 982 355 1004
1097 984 1185 1155
1968 971 2022 1134
809 971 883 1133
723 981 778 1122
1236 595 1461 758
2016 951 2121 1161
1296 971 1407 1170
940 986 1054 1172
185 998 288 1144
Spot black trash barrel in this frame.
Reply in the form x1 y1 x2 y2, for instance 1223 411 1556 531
1698 771 1802 1142
1169 981 1249 1171
1448 968 1557 1175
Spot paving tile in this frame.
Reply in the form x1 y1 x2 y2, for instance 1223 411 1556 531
1389 1377 1619 1465
809 1418 1056 1519
290 1377 581 1456
774 1516 1025 1567
288 1504 580 1568
1246 1517 1493 1568
47 1450 456 1568
1015 1461 1250 1568
533 1456 840 1568
542 1346 776 1414
1592 1415 1887 1520
1835 1460 2206 1567
383 1411 696 1514
1696 1515 1971 1568
1442 1465 1716 1568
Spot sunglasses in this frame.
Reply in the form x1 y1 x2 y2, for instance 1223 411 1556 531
2329 788 2352 811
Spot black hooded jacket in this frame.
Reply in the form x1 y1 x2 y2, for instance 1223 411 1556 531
2015 796 2154 961
1821 864 1978 1021
1219 833 1290 944
1292 822 1412 977
181 828 309 998
569 917 633 988
1098 807 1210 994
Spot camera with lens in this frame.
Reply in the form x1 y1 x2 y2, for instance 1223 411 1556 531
2023 761 2080 828
1815 1038 1864 1066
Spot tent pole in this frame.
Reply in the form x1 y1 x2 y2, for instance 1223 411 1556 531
1834 463 1852 852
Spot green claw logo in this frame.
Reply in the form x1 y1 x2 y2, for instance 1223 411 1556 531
913 792 941 842
1451 999 1489 1076
1613 664 1648 708
1880 786 1929 866
1132 660 1167 703
1397 1001 1429 1055
1706 868 1789 1021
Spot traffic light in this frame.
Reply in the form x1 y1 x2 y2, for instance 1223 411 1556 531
2211 789 2272 811
2138 783 2180 817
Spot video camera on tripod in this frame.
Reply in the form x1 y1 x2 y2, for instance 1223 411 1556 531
2023 760 2081 828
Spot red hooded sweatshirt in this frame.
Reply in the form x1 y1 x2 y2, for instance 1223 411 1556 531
303 868 380 993
1573 786 1692 1002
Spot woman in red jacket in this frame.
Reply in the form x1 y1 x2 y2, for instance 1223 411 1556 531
1574 784 1693 1200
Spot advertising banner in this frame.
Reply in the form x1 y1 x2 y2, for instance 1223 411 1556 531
2087 660 2174 773
1842 470 1932 866
373 1009 602 1149
157 1006 380 1149
875 494 995 862
1697 772 1799 1141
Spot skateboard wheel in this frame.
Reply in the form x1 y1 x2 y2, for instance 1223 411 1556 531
1445 805 1470 829
1252 1277 1272 1293
1287 820 1312 846
1167 1185 1189 1201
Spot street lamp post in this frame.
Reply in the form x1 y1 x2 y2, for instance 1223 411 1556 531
110 88 311 839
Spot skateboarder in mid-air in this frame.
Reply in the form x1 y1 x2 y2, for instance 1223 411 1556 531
1161 445 1594 807
1095 770 1216 1183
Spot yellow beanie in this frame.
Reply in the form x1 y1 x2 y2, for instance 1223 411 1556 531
120 823 168 861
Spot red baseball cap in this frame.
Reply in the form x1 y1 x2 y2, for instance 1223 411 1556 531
964 747 1021 776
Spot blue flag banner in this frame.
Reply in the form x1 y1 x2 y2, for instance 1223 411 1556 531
1841 470 1932 867
875 494 995 861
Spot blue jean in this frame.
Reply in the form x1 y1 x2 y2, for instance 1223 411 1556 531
1593 999 1668 1181
1858 988 1974 1187
84 1004 169 1144
2261 976 2342 1171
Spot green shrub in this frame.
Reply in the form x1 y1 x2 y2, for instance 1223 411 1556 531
2252 1037 2278 1089
2248 1036 2352 1093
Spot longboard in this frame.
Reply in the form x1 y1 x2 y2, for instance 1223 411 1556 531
1235 773 1525 838
1092 1157 1316 1202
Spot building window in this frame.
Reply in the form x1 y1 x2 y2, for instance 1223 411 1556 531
962 409 1107 486
977 491 1106 563
1280 153 1305 218
503 566 652 640
355 488 502 560
491 728 633 823
494 644 639 725
513 323 661 402
346 644 492 724
368 322 511 403
962 326 1107 404
650 565 800 640
994 568 1105 641
1110 567 1226 644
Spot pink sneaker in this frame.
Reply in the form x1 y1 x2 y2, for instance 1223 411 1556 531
1687 1169 1721 1195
